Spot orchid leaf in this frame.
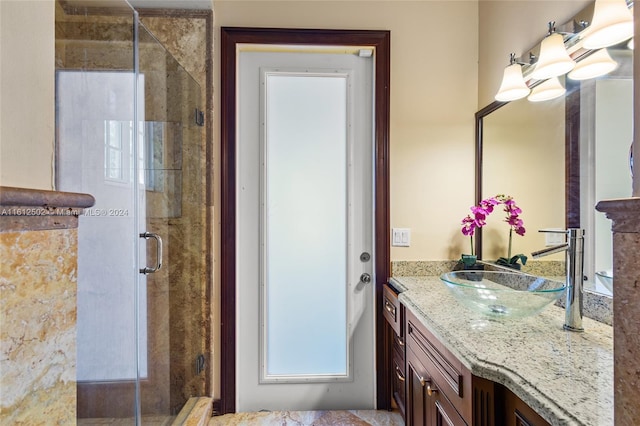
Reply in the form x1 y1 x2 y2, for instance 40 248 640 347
496 254 527 267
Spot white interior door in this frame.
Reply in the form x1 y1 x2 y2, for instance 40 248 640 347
236 47 375 411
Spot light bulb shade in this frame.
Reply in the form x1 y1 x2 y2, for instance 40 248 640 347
531 33 576 80
629 38 635 50
528 77 566 102
582 0 633 49
568 48 618 80
495 63 531 101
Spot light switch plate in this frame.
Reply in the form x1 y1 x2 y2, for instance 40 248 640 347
392 228 411 247
545 231 565 246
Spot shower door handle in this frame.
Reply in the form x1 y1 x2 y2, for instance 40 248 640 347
139 232 163 274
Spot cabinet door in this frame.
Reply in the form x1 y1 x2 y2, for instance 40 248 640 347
501 385 550 426
392 346 406 416
406 347 467 426
406 348 427 426
430 388 467 426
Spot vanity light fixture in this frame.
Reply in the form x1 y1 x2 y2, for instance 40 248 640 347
494 53 531 102
527 76 566 102
530 22 576 80
582 0 634 49
568 48 618 80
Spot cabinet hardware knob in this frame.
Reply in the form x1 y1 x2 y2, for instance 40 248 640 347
395 335 404 346
417 376 438 395
395 366 405 382
384 300 395 315
427 384 438 396
418 376 426 387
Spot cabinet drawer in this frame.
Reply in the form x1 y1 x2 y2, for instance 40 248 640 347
392 349 406 416
406 309 471 421
392 329 405 359
383 284 402 336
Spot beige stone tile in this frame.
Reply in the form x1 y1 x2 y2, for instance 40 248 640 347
350 410 404 426
312 411 370 425
208 410 404 426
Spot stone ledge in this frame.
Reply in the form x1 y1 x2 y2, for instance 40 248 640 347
0 186 95 211
596 197 640 233
172 397 213 426
0 186 95 232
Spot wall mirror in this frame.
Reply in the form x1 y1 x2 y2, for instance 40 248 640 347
476 32 632 298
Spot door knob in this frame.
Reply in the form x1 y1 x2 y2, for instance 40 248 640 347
360 273 372 284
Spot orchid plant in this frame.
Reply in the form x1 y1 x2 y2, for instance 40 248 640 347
460 194 527 269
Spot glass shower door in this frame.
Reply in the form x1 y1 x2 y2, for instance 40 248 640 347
56 2 141 421
137 23 205 417
57 72 143 422
56 1 205 423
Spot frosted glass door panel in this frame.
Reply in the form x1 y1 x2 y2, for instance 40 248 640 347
263 72 348 380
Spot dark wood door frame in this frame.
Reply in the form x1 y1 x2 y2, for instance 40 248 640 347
219 27 391 414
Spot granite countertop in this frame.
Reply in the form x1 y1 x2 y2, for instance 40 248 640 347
390 276 613 426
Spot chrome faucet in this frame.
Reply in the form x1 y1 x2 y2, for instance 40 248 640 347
531 228 585 332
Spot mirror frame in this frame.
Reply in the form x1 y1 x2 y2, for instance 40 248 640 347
474 78 582 258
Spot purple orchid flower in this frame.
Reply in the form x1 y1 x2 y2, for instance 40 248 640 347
460 194 526 260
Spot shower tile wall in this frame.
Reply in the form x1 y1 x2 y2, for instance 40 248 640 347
0 219 79 424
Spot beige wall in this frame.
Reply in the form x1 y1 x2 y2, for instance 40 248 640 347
2 0 615 255
0 2 634 251
212 1 480 263
0 1 55 190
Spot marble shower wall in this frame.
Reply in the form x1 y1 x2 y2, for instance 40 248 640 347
0 227 78 425
0 186 94 424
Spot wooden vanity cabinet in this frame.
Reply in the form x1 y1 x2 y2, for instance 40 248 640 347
402 307 550 426
405 308 494 425
382 284 405 417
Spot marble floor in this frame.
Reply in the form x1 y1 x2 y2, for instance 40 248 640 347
77 415 175 425
208 410 404 426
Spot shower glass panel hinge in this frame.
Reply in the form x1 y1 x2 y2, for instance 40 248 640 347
195 108 205 127
195 354 206 375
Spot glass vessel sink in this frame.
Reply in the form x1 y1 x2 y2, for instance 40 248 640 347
440 271 566 319
595 270 613 293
